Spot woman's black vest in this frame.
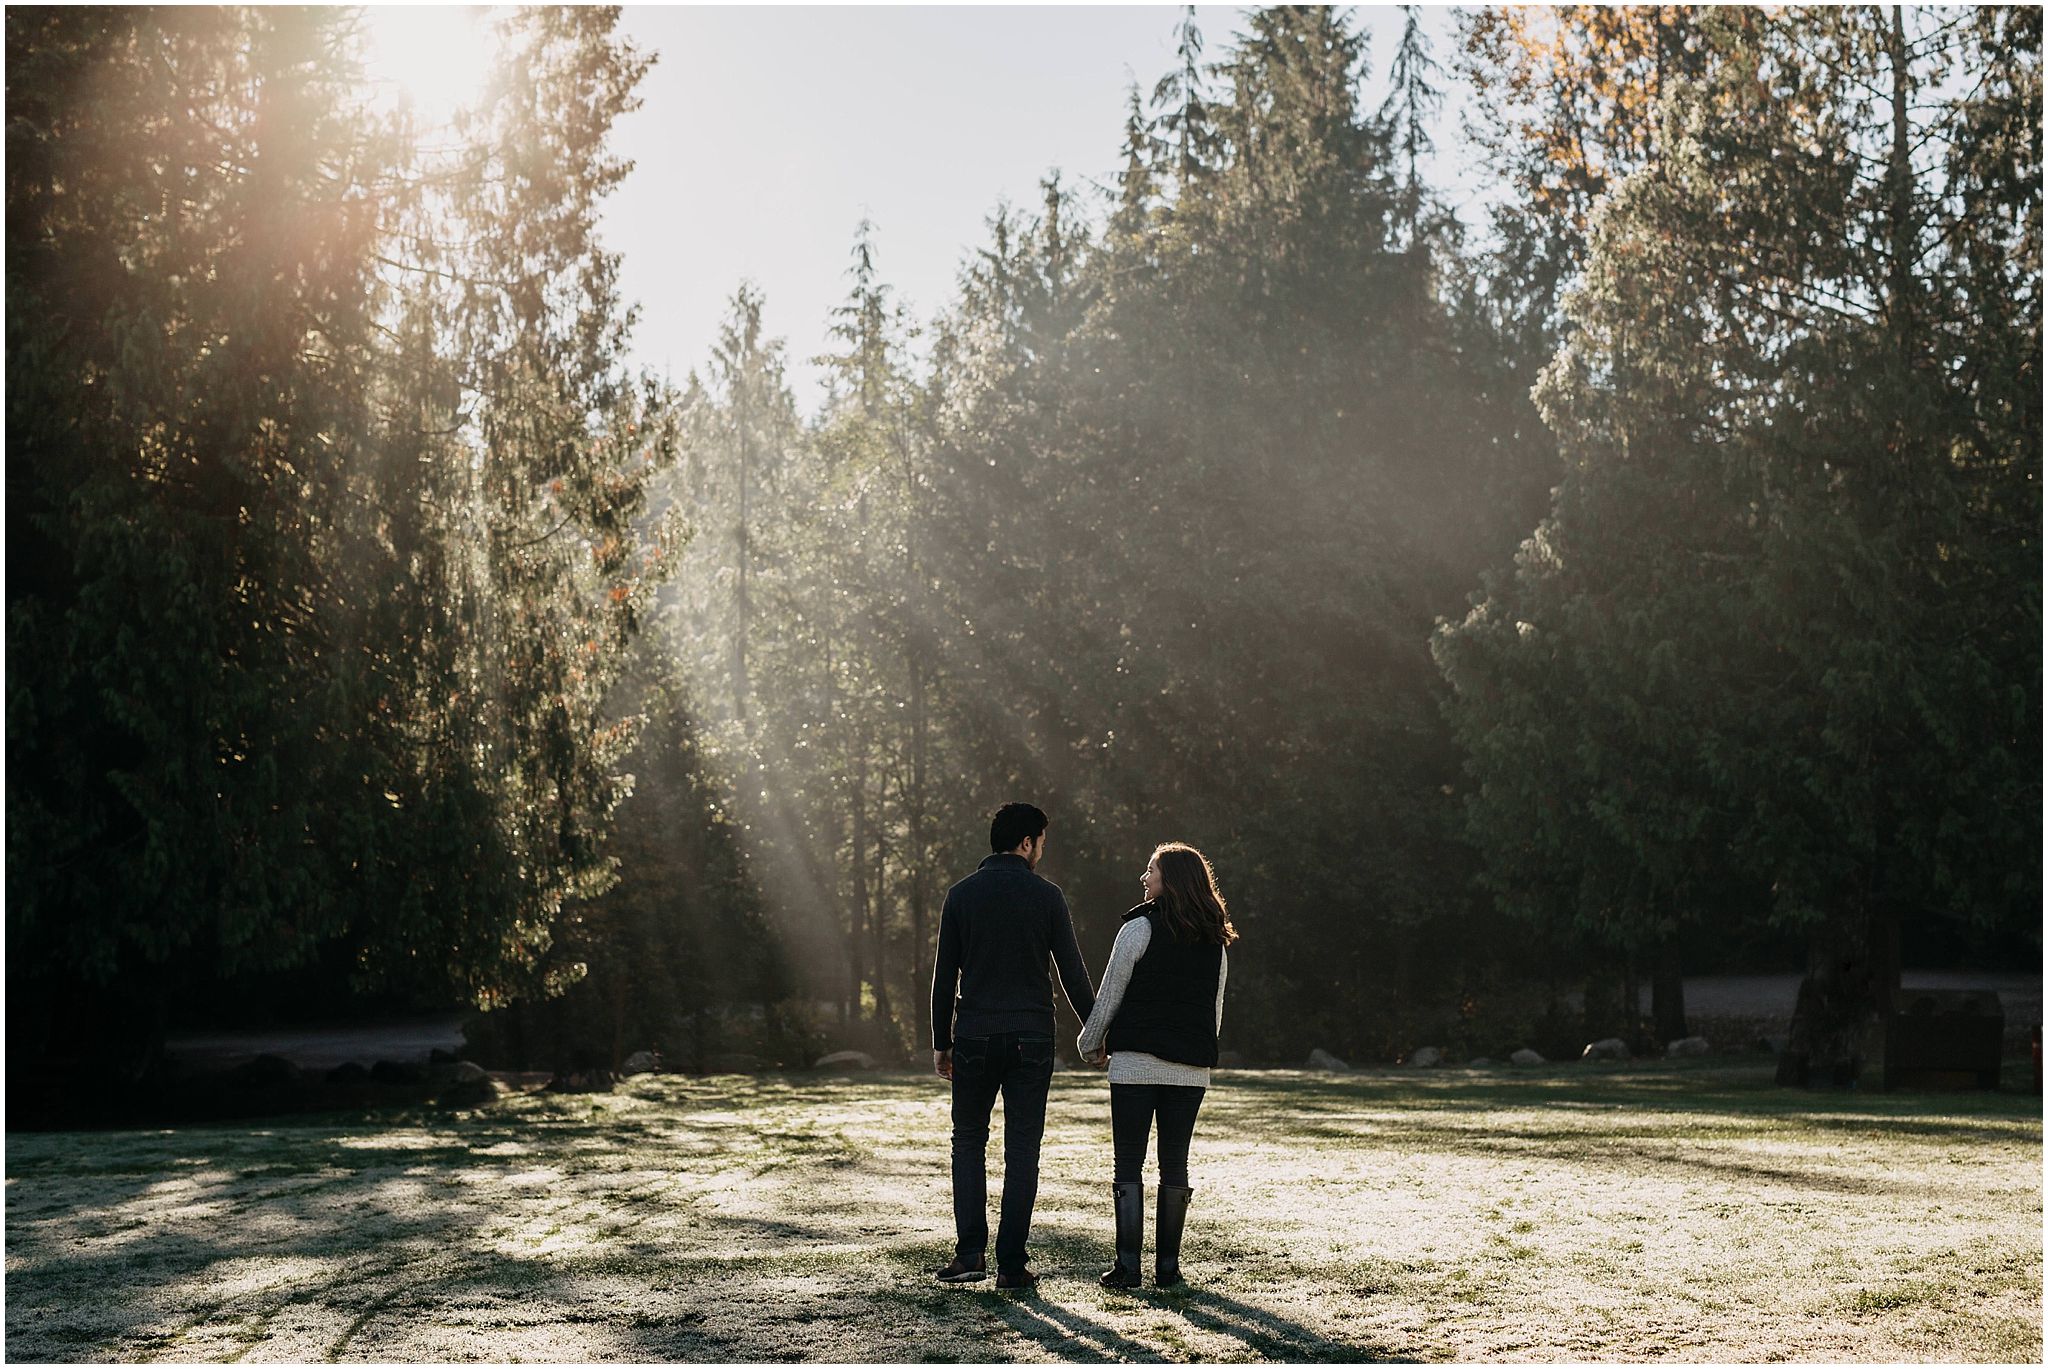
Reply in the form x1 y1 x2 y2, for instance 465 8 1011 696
1106 902 1222 1068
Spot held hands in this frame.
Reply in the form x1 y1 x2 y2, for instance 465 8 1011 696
1083 1047 1108 1069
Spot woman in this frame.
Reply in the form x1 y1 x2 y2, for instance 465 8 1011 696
1076 841 1236 1289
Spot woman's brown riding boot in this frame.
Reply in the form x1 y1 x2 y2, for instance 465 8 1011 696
1154 1184 1193 1287
1099 1181 1144 1288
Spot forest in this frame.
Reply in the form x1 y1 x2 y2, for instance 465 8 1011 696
6 5 2040 1094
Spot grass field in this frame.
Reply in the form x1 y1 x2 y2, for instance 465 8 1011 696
5 1063 2039 1362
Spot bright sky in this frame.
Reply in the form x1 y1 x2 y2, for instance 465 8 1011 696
602 5 1483 413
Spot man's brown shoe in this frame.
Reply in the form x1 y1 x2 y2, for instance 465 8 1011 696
933 1255 987 1283
995 1267 1037 1291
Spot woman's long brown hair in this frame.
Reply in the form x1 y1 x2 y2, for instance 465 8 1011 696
1151 842 1238 946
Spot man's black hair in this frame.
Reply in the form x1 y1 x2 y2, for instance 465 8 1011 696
989 802 1049 854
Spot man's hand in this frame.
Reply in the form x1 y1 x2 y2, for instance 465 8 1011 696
934 1049 953 1080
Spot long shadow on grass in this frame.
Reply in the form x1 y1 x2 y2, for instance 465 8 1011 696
11 1070 2034 1361
7 1165 511 1360
912 1276 1404 1363
1168 1287 1404 1363
1278 1123 1927 1197
6 1104 850 1361
13 1088 1081 1363
982 1291 1161 1362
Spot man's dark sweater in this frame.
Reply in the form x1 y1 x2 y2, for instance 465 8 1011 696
930 853 1097 1051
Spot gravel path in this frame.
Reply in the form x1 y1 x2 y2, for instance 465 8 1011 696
155 973 2039 1076
160 1016 468 1072
1648 972 2040 1032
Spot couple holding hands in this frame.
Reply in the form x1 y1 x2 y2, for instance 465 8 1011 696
929 802 1236 1292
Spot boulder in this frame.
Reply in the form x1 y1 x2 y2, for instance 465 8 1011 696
1467 1057 1495 1068
1509 1048 1546 1066
429 1047 459 1065
812 1050 877 1072
1581 1038 1630 1061
620 1050 659 1076
1408 1047 1443 1068
546 1067 615 1094
325 1061 370 1085
1306 1048 1351 1072
447 1060 488 1085
370 1059 426 1086
1666 1036 1711 1058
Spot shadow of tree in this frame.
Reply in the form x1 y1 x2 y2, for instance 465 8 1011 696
5 1065 2036 1362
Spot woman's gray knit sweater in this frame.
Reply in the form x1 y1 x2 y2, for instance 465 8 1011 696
1076 917 1228 1087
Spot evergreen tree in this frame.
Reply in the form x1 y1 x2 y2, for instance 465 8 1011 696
1152 7 1222 209
1377 6 1444 248
665 286 827 996
1114 86 1160 225
1455 6 1712 369
811 223 932 1049
5 6 677 1069
1436 6 2041 1077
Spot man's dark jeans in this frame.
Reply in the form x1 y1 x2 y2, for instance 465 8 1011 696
950 1030 1055 1274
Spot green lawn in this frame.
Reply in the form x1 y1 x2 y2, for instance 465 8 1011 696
5 1063 2039 1362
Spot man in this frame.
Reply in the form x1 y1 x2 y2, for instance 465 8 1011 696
929 802 1096 1290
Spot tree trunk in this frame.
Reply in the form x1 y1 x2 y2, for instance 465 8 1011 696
1651 938 1687 1043
850 740 870 1022
871 821 895 1043
733 378 751 724
1884 4 1916 361
842 808 863 1029
611 973 627 1071
1621 958 1643 1052
1581 960 1623 1042
908 656 930 1050
1777 904 1897 1088
1870 896 1901 1020
823 635 857 1029
901 416 932 1052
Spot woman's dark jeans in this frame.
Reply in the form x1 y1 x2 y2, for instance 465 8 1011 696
1110 1081 1206 1186
950 1031 1055 1273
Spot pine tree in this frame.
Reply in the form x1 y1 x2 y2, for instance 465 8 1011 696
1109 85 1163 252
1377 6 1444 248
1437 6 2041 1078
1152 7 1222 207
813 223 931 1049
5 6 680 1071
1455 6 1712 368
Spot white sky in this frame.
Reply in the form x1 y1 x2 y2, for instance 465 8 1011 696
602 4 1483 413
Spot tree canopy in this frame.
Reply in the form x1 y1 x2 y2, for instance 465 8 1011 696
7 6 2036 1082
